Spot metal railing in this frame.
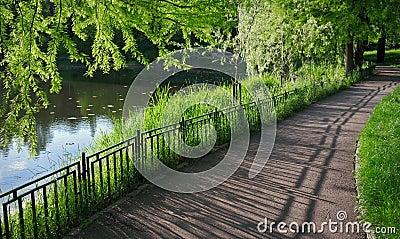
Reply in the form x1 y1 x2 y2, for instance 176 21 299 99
0 65 375 239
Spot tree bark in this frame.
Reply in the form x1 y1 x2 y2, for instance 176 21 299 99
354 41 365 69
345 42 355 73
377 37 386 63
0 51 4 71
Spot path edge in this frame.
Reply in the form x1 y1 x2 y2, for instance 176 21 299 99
354 141 376 239
62 184 150 239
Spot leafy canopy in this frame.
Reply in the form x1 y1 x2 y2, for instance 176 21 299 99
0 0 237 147
1 0 399 148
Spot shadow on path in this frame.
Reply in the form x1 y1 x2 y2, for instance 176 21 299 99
67 67 400 239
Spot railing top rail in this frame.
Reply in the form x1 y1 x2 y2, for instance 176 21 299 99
146 127 180 138
185 111 214 122
143 122 180 135
4 171 77 205
0 161 80 199
86 135 137 159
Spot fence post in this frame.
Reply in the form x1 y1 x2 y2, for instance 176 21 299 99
180 117 186 144
135 129 142 182
233 82 237 101
232 82 243 104
136 129 141 161
238 82 242 104
81 152 88 209
3 204 10 239
213 108 218 136
81 152 86 181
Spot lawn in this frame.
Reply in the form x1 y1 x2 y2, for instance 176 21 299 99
357 86 400 238
364 49 400 67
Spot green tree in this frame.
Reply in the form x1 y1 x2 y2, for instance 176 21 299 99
362 0 400 63
0 0 237 147
237 0 343 78
1 0 399 148
240 0 400 74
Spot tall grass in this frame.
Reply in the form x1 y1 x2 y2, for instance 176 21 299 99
92 62 348 150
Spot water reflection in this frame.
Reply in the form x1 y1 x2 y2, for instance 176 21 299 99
0 67 232 193
0 70 132 193
34 80 128 152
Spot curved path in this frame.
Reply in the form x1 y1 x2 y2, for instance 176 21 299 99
66 67 400 239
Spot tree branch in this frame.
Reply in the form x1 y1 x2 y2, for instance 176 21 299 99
56 0 62 32
28 0 39 72
15 0 26 33
159 0 192 9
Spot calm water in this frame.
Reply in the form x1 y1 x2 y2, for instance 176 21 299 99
0 69 136 193
0 67 231 193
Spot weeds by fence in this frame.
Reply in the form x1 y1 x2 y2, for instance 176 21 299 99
0 66 374 239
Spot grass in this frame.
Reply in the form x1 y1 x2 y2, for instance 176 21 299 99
357 86 400 238
93 61 349 146
364 49 400 67
3 171 83 239
0 61 373 239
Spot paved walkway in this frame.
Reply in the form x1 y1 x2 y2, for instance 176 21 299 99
67 67 400 239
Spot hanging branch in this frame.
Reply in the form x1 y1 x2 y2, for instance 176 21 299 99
28 0 39 71
15 0 26 33
56 0 62 32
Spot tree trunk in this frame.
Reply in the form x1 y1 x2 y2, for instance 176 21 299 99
0 51 4 71
345 42 355 73
354 41 365 69
377 37 386 63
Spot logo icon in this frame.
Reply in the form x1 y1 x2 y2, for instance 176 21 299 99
123 47 276 193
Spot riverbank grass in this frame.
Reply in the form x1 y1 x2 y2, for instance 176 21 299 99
357 85 400 238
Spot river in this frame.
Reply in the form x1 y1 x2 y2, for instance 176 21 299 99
0 66 231 193
0 68 137 193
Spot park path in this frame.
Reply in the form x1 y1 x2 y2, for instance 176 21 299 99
66 66 400 239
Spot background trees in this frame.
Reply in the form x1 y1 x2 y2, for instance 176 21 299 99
362 0 400 63
237 0 341 78
239 0 400 74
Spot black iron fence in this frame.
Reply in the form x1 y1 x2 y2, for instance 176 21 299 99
0 66 375 239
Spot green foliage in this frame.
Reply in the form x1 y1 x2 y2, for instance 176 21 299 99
237 0 342 77
361 0 400 41
0 0 237 147
357 86 400 239
1 0 399 148
240 0 400 73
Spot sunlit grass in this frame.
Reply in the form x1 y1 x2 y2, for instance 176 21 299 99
364 49 400 67
90 63 356 151
357 86 400 239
